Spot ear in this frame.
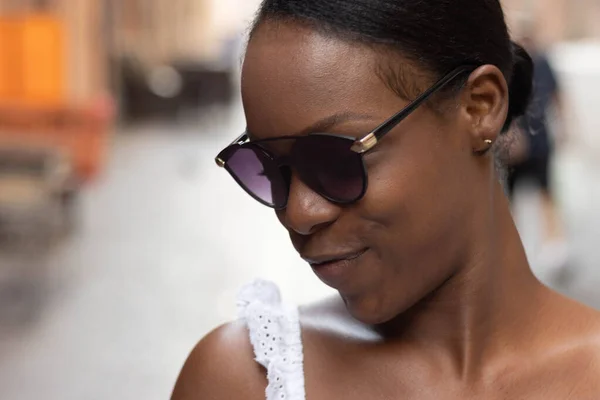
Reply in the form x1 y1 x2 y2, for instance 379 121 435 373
458 65 509 154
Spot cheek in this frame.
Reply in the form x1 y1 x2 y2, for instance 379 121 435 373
341 137 473 322
357 126 472 294
365 149 463 252
364 127 466 235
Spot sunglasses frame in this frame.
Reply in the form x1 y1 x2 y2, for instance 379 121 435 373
218 133 365 209
216 65 478 208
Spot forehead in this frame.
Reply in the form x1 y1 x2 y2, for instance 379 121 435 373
241 22 402 138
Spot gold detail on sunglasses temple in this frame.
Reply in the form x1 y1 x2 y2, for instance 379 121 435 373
215 131 378 168
350 132 378 154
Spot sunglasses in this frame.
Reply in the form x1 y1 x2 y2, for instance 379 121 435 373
216 65 476 210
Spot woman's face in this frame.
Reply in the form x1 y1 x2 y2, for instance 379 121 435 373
242 22 504 324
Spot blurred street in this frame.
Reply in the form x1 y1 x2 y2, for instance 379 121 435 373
0 97 599 399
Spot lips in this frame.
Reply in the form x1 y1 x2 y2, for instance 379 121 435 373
302 248 369 289
303 248 369 267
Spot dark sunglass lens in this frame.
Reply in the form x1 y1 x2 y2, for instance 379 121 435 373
225 145 287 208
293 135 365 203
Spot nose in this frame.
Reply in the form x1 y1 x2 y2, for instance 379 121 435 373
278 174 340 236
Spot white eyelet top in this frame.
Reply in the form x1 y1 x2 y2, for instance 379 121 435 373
237 280 306 400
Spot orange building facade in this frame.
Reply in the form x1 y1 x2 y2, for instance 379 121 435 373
1 0 598 104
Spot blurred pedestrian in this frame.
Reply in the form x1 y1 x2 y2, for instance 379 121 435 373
506 34 569 274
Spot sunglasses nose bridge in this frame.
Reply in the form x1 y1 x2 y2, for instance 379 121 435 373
288 135 367 205
276 154 292 168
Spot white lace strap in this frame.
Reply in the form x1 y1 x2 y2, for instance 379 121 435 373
238 280 306 400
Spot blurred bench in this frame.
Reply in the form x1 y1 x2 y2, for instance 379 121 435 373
0 145 71 244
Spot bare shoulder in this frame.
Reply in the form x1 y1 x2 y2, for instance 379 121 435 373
570 301 600 367
558 317 600 397
554 291 600 339
171 321 266 400
546 293 600 383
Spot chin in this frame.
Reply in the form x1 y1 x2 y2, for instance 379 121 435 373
341 291 409 326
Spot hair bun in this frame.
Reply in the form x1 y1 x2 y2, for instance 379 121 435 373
503 41 534 131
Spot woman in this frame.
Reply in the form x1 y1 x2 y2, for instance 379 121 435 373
173 1 600 398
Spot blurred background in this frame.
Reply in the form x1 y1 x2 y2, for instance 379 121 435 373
0 0 598 399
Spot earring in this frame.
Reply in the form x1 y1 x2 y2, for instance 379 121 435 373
475 139 494 154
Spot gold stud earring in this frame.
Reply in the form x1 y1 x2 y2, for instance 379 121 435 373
484 139 493 146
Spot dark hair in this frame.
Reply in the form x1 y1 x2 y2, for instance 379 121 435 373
251 0 533 132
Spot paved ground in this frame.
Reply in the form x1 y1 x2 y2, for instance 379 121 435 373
0 102 598 400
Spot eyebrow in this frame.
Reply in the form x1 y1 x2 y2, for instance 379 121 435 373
297 111 378 136
247 111 378 141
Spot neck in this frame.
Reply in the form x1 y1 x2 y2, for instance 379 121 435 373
377 179 544 380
